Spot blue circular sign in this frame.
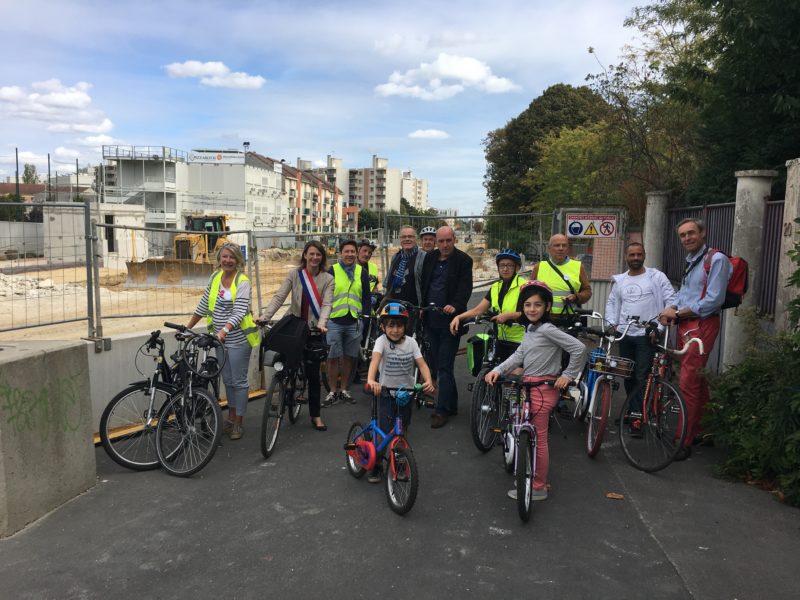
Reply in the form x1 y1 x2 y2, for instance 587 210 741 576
568 221 583 236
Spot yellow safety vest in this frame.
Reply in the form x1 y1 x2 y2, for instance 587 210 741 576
207 271 260 348
489 275 527 342
367 261 379 292
330 263 364 319
536 258 583 314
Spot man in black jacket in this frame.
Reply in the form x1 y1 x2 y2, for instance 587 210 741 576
421 226 473 428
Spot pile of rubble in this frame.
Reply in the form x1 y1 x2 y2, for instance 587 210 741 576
0 273 84 298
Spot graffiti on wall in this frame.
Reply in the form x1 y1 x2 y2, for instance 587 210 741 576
0 370 86 439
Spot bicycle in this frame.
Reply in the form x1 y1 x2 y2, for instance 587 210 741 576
577 318 637 458
259 320 326 458
99 329 179 471
344 384 422 515
154 322 226 477
492 375 555 522
393 300 442 409
618 319 704 472
463 309 514 453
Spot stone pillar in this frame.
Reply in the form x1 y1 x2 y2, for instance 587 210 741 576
774 159 800 331
643 191 670 270
722 170 778 368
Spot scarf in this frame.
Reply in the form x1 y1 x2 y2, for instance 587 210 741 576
391 247 417 291
338 259 356 282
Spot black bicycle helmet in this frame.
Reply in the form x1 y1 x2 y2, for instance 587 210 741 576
496 248 522 267
357 238 376 250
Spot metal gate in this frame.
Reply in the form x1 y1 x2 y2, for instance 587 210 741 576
0 202 95 336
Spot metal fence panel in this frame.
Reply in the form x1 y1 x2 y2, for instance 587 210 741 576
0 203 93 334
664 203 735 282
759 201 785 316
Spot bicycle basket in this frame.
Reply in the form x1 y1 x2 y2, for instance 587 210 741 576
590 354 634 377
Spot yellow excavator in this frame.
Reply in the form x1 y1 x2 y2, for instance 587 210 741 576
126 215 231 287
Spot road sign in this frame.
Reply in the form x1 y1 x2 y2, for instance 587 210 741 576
565 213 618 238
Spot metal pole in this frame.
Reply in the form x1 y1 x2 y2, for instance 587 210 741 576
250 230 262 314
91 221 104 338
15 147 20 199
83 203 96 337
76 158 79 201
47 154 51 202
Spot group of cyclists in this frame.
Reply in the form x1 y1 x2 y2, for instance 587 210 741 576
189 224 704 502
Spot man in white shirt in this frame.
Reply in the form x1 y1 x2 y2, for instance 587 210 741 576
606 242 677 436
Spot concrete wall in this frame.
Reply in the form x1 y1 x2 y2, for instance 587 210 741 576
0 340 95 537
0 221 44 259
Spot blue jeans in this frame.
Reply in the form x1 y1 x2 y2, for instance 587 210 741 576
619 334 656 413
219 342 252 416
427 326 461 416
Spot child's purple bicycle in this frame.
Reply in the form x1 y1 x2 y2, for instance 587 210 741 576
344 384 422 515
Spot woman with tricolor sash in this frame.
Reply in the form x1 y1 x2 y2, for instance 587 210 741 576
260 240 334 431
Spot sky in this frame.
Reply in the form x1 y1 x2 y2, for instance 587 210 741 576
0 0 642 215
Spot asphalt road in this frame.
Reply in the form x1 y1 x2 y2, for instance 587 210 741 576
1 292 799 599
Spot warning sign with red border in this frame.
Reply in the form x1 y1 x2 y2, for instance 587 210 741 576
565 213 618 238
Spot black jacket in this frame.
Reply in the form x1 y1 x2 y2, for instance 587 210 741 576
420 247 473 315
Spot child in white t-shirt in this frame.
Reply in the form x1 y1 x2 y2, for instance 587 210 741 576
366 302 434 482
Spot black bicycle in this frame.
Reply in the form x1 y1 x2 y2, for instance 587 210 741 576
259 321 327 458
154 323 226 477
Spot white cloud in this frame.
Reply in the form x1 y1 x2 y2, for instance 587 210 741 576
74 134 117 147
408 129 450 140
375 53 519 101
164 60 265 90
54 146 81 159
0 79 112 135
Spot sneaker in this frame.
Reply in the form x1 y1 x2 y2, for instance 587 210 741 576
223 420 234 435
628 420 643 438
507 488 548 501
229 424 243 441
340 390 355 404
323 391 338 407
367 470 382 483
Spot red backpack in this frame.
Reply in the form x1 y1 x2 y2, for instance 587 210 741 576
703 248 748 310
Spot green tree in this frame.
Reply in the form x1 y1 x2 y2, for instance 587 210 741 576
483 84 608 215
22 163 39 184
0 194 24 221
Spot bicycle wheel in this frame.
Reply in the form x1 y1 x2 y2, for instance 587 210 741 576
470 368 501 452
515 430 534 522
155 388 222 477
286 369 305 424
385 445 419 515
586 379 612 458
261 376 285 458
345 421 371 478
618 378 687 473
100 382 175 471
416 341 434 409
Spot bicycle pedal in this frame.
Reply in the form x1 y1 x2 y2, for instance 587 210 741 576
492 428 503 433
467 383 474 393
343 443 357 451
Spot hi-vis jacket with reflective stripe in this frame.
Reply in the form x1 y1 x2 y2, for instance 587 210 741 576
330 263 365 319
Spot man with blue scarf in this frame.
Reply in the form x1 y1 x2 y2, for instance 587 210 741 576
384 225 427 332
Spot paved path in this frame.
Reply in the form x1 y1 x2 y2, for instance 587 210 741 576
1 312 798 599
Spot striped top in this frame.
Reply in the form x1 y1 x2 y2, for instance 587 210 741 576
194 275 252 347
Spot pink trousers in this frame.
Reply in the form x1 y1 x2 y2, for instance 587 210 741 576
522 376 559 491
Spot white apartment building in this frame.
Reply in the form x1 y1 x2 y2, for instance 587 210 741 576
401 170 428 211
101 145 289 232
348 155 402 213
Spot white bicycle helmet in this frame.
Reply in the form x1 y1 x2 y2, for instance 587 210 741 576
420 226 436 237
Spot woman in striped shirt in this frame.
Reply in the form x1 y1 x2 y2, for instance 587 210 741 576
187 243 259 441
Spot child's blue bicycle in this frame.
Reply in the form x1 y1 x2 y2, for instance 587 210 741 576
344 384 422 515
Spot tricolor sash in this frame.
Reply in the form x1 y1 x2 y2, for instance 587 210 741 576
299 268 322 320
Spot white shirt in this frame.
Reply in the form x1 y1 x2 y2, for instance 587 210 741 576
373 334 422 388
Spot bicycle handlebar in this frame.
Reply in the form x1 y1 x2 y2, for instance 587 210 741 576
670 336 705 356
164 321 187 332
362 383 423 395
493 376 555 388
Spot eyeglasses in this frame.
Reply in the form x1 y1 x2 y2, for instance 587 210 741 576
399 235 416 240
498 264 515 270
